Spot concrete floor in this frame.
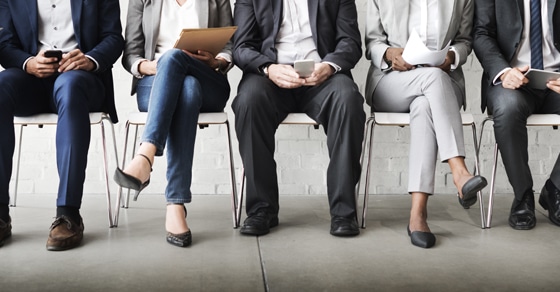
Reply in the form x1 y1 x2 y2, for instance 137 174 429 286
1 193 559 292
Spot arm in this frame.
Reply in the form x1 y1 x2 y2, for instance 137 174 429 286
214 0 234 71
122 0 147 75
472 0 512 80
446 0 474 69
364 0 390 69
319 0 362 72
0 0 34 69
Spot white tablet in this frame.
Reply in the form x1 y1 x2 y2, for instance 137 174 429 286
524 69 560 90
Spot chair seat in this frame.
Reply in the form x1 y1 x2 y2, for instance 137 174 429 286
526 114 560 126
372 112 474 126
126 112 229 125
14 112 105 125
281 113 318 125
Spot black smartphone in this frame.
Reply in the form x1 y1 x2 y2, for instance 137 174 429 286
44 50 62 61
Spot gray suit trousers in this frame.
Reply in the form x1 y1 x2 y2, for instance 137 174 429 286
371 67 465 195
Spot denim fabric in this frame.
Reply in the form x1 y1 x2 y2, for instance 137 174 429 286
136 49 230 203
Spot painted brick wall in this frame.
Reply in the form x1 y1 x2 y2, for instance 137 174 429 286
7 0 560 200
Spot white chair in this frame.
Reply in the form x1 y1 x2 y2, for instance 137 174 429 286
11 112 118 227
478 114 560 228
115 112 239 228
359 112 486 229
235 113 323 227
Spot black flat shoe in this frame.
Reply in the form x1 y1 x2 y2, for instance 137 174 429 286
0 217 12 247
240 211 279 236
509 191 536 230
113 153 152 200
166 204 192 247
166 230 192 247
330 216 360 237
407 225 436 248
539 179 560 227
458 175 488 209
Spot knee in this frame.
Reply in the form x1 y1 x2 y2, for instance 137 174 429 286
232 76 274 114
157 49 186 68
328 76 364 116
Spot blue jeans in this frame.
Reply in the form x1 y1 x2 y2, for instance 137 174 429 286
136 49 230 203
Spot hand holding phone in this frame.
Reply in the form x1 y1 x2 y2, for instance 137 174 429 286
294 59 315 78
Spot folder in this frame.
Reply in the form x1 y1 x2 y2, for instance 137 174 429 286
173 26 237 56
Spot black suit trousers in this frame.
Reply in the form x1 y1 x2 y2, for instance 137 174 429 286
232 73 365 218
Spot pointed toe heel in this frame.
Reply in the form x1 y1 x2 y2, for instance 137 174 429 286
113 153 152 200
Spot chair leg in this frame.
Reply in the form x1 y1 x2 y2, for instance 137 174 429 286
10 125 25 207
361 116 375 228
237 168 246 227
486 143 499 228
99 119 115 228
224 121 240 228
470 123 486 229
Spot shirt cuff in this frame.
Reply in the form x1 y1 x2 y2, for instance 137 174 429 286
85 55 99 72
449 47 460 72
493 68 511 85
322 61 341 73
131 59 147 79
23 56 34 71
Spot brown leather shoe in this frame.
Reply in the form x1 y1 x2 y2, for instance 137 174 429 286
46 216 84 251
0 217 12 247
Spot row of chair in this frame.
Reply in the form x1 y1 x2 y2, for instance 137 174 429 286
10 111 560 229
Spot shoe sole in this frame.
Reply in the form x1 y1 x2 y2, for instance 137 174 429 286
0 231 11 247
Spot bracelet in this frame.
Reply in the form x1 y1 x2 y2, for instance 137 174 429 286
214 60 224 73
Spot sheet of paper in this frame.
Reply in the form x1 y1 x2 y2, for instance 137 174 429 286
401 30 450 66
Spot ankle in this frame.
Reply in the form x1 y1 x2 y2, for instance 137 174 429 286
0 204 10 222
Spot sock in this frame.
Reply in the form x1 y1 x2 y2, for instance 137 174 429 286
56 206 82 224
0 204 9 222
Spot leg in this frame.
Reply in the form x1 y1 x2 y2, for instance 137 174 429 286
303 74 365 220
232 73 295 235
0 69 50 222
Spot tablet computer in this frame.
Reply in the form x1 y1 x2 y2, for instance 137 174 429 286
524 69 560 90
173 26 237 56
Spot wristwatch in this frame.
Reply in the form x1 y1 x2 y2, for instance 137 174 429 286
260 63 271 78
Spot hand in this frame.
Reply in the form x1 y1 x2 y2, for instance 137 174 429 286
302 63 334 86
385 47 415 72
500 65 529 89
547 77 560 93
58 49 95 72
267 64 305 89
435 51 455 73
183 49 222 70
138 60 158 76
25 50 60 78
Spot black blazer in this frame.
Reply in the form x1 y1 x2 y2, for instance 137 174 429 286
473 0 560 112
232 0 362 77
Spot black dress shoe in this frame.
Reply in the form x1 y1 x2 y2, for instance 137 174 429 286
240 211 278 236
458 175 488 209
166 204 192 247
0 217 12 247
509 191 536 230
330 216 359 237
539 179 560 227
407 225 436 248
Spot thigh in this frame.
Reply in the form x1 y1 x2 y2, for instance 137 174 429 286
51 70 106 113
136 75 155 112
0 68 53 115
539 89 560 114
233 73 297 123
486 85 537 118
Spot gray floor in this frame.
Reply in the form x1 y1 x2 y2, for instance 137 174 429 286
1 193 559 292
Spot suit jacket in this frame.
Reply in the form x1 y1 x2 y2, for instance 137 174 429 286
232 0 362 77
122 0 234 95
473 0 560 112
0 0 124 123
364 0 473 106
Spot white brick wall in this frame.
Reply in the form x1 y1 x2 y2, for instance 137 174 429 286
6 0 560 198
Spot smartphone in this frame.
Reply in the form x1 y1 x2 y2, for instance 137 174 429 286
44 50 63 62
294 59 315 78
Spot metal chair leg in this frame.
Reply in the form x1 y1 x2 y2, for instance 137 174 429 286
224 121 240 228
11 124 25 207
361 116 375 228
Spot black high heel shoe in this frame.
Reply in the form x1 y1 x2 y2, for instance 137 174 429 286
166 204 192 247
457 175 488 209
113 153 152 200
